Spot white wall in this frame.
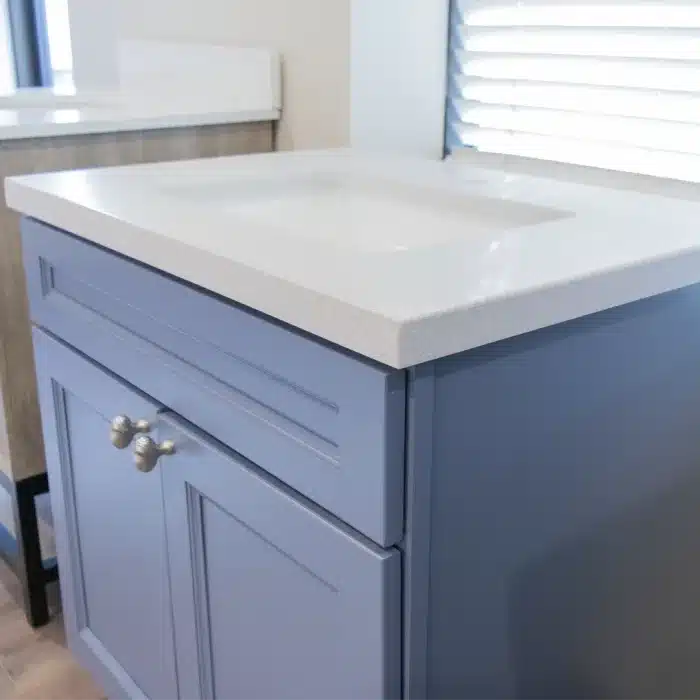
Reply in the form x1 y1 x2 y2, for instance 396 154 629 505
67 0 119 88
67 0 450 156
351 0 450 159
114 0 350 151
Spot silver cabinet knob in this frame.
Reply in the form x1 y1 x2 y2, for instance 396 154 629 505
110 415 151 449
133 435 176 473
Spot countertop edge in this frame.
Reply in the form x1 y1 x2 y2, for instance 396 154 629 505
9 161 700 369
0 108 280 141
396 250 700 367
5 180 407 368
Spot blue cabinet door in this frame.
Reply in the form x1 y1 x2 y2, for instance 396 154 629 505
32 329 178 700
160 413 402 700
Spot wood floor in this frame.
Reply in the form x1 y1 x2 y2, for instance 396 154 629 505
0 559 104 700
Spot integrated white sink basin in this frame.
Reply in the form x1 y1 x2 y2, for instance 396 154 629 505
160 173 566 253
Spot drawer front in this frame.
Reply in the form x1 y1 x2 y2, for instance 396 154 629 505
23 218 406 546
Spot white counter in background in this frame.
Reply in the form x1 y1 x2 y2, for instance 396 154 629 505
8 149 700 368
0 47 280 140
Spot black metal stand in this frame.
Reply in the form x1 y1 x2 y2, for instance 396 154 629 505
0 471 57 628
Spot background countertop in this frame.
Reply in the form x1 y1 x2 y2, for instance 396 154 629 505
0 47 280 140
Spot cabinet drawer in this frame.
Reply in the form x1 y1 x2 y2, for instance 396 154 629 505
23 218 406 546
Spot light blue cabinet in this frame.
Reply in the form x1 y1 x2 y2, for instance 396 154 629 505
26 217 700 699
33 328 401 700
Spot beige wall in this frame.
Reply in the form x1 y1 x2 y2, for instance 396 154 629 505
116 0 350 151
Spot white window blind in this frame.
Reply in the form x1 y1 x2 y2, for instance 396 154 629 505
446 0 700 182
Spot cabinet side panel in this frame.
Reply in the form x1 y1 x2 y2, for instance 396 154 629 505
426 284 700 699
402 365 436 700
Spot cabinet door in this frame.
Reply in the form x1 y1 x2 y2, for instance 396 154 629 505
33 330 178 700
160 413 402 700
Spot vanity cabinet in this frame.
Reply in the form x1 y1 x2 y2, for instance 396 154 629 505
24 216 700 700
32 305 401 699
34 327 401 700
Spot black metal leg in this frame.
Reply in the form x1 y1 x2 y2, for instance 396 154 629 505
11 474 52 628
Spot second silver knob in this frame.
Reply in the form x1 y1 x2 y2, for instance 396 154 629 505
133 435 176 473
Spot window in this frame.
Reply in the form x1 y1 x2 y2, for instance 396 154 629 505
44 0 72 89
0 0 14 91
1 0 71 90
446 0 700 182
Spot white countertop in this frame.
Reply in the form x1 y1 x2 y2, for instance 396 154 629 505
6 150 700 368
0 99 279 141
0 46 280 140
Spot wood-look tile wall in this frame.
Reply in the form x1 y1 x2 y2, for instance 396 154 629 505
0 121 274 481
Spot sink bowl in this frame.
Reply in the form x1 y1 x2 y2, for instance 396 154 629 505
159 173 565 253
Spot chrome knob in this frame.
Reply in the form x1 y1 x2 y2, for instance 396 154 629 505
133 435 176 473
110 415 151 449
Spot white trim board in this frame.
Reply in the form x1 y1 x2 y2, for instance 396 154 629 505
350 0 450 159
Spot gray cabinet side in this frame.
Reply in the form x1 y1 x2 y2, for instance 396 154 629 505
402 364 436 700
424 284 700 699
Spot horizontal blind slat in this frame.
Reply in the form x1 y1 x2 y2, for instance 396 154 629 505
457 103 700 154
457 1 700 28
455 126 700 182
454 53 700 92
446 0 700 181
460 26 700 60
456 79 700 122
